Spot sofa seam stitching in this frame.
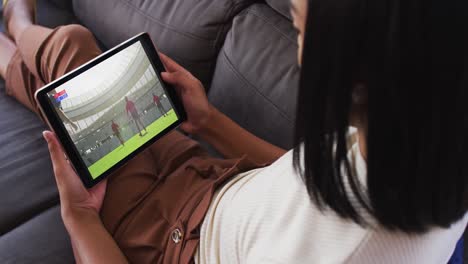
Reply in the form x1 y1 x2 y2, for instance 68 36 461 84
218 50 293 123
0 199 60 237
235 8 298 45
208 1 245 89
118 0 215 43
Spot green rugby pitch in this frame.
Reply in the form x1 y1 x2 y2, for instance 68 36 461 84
88 109 177 179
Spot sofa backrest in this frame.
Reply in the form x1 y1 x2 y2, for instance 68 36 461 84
208 4 299 149
265 0 293 20
72 0 256 89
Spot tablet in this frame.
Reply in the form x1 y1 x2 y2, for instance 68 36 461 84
35 33 186 188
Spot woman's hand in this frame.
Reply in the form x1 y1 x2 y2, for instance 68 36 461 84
43 131 107 225
159 53 214 135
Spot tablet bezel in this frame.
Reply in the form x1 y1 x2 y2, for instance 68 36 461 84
35 32 187 188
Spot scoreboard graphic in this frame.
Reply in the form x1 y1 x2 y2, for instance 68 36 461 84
54 89 68 102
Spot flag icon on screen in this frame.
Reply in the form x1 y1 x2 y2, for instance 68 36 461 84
54 90 68 102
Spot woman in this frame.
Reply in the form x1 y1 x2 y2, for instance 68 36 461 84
1 0 466 263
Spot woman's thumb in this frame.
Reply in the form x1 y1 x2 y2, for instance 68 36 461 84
43 131 68 172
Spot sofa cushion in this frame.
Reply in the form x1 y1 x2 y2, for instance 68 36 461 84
265 0 292 20
0 80 73 264
44 0 74 13
208 4 300 149
0 206 73 264
36 0 78 28
72 0 256 88
0 80 61 232
0 0 79 233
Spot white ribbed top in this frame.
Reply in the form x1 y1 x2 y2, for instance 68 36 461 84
194 142 467 263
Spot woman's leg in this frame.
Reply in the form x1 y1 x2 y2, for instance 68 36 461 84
3 0 36 42
4 23 101 115
0 33 16 78
100 130 210 234
2 1 99 113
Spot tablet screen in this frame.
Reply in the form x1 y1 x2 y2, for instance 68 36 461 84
45 41 179 180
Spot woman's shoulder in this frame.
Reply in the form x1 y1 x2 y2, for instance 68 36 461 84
207 149 371 262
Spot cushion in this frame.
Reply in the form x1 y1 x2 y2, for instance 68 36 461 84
44 0 74 13
0 207 73 263
0 79 58 234
208 4 300 149
36 0 78 28
72 0 256 88
265 0 293 20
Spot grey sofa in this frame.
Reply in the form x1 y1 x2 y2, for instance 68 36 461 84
0 0 299 262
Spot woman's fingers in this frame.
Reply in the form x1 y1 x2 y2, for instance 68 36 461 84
43 131 82 193
161 71 190 92
159 52 185 73
43 131 68 173
43 131 107 214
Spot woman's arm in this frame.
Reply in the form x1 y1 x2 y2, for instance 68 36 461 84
71 239 82 264
159 54 286 164
197 107 286 164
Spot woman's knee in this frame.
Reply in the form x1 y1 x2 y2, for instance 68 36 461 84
41 24 101 81
54 24 96 46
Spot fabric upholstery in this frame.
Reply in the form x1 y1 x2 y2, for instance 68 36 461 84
0 80 57 235
0 207 73 263
44 0 74 14
36 0 77 28
208 4 300 149
265 0 293 20
0 80 73 263
72 0 256 88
